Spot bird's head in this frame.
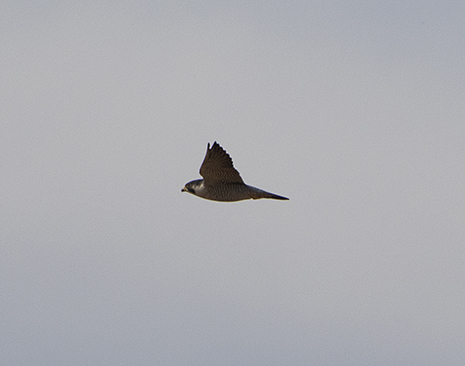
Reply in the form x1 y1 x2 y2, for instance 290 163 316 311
181 180 203 195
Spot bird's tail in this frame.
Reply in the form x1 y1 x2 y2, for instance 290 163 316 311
249 186 289 200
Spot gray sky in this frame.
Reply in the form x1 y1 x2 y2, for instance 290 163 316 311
2 1 465 365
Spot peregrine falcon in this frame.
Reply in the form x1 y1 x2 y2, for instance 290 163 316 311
182 142 289 202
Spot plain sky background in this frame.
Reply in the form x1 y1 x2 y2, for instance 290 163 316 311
2 1 465 365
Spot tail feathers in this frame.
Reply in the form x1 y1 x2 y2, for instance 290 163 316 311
249 186 289 200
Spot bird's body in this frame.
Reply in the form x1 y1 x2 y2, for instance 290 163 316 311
182 142 288 202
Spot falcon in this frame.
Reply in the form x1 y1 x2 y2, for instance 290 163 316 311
182 142 289 202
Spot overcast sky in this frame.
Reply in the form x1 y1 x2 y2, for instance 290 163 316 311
1 1 465 365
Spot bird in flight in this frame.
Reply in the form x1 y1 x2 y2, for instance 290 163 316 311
182 142 289 202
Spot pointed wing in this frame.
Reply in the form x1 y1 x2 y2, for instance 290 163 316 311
199 142 244 185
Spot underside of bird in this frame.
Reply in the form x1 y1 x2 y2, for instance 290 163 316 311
182 179 288 202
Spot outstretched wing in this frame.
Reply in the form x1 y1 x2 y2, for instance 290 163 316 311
199 142 244 185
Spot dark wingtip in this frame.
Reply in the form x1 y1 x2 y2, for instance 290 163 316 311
270 193 289 200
